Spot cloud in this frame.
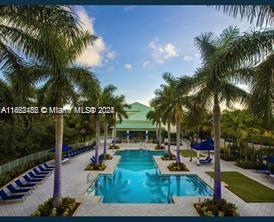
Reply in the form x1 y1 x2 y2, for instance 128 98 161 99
75 7 115 67
183 55 194 62
124 64 132 70
149 41 179 64
142 60 153 69
106 51 116 60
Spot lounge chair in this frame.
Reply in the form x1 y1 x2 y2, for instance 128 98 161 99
15 179 36 188
38 165 52 172
44 163 54 169
33 168 49 176
199 157 212 164
0 190 25 202
62 157 69 163
90 156 103 165
7 184 31 194
23 175 42 183
28 172 46 179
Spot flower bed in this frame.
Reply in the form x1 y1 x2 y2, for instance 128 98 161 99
167 162 189 171
100 153 113 160
155 144 165 150
85 163 106 171
161 153 176 161
194 198 239 216
109 144 120 149
32 197 80 216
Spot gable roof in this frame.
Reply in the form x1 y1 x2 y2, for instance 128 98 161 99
115 102 156 131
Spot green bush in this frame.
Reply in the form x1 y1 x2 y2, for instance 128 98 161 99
155 144 165 150
194 198 239 216
167 162 189 171
109 144 120 149
0 154 54 187
161 153 176 161
85 163 106 171
220 153 237 161
235 160 262 170
99 153 113 160
32 197 79 216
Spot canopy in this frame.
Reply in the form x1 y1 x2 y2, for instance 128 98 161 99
51 145 71 152
191 138 214 151
263 156 274 163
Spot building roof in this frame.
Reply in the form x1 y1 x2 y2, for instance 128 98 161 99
115 102 156 131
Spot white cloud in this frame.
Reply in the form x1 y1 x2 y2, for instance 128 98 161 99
149 41 179 64
106 51 116 60
124 64 132 70
75 7 115 67
183 55 194 62
142 60 153 69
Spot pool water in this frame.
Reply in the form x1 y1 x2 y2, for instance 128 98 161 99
86 149 212 203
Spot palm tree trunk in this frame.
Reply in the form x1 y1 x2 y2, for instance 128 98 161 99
155 123 159 145
53 113 63 207
113 115 117 145
176 119 181 165
159 122 162 145
213 95 221 202
95 116 100 165
103 119 108 156
167 121 171 154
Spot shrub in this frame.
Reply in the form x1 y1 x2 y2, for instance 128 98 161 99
194 198 239 216
220 154 237 161
99 153 113 160
167 162 189 171
32 197 79 216
85 163 106 171
155 144 165 150
0 154 54 187
235 160 261 169
161 153 176 161
109 144 120 149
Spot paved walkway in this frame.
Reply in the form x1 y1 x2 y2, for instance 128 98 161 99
0 143 273 216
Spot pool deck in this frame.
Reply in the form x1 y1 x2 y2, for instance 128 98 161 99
0 143 273 216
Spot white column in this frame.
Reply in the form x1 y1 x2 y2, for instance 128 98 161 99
145 131 148 143
127 130 130 144
197 150 200 165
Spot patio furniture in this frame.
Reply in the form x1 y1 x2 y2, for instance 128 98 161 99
15 179 36 188
199 157 213 164
33 168 49 176
28 172 46 179
0 190 25 201
43 163 54 169
23 175 43 183
191 138 214 165
38 165 53 172
7 184 31 194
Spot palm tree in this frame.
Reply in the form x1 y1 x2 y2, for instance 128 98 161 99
0 6 87 75
215 5 274 27
153 73 192 164
191 24 274 201
192 27 254 202
111 95 129 146
146 108 162 146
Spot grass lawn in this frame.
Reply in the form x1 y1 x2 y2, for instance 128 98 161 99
206 171 274 202
181 149 205 158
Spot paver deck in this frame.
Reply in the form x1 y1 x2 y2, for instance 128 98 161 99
0 143 273 216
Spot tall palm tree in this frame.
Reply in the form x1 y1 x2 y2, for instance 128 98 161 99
192 27 253 202
111 95 129 146
146 109 162 146
0 6 86 75
215 5 274 27
152 73 192 164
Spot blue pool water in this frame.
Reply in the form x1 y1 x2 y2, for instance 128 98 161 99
87 149 212 203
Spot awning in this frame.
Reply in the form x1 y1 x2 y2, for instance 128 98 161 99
191 138 214 151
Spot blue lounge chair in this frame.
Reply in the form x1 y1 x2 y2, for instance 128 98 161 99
23 175 42 183
15 179 36 188
33 168 48 176
38 165 52 172
7 184 31 194
90 156 103 164
199 158 212 164
0 190 25 201
28 172 46 179
44 163 54 169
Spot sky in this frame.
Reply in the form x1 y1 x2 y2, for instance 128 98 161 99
73 5 253 106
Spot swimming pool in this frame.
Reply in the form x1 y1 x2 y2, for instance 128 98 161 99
86 149 212 203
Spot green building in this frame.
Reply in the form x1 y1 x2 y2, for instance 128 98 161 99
114 102 156 143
